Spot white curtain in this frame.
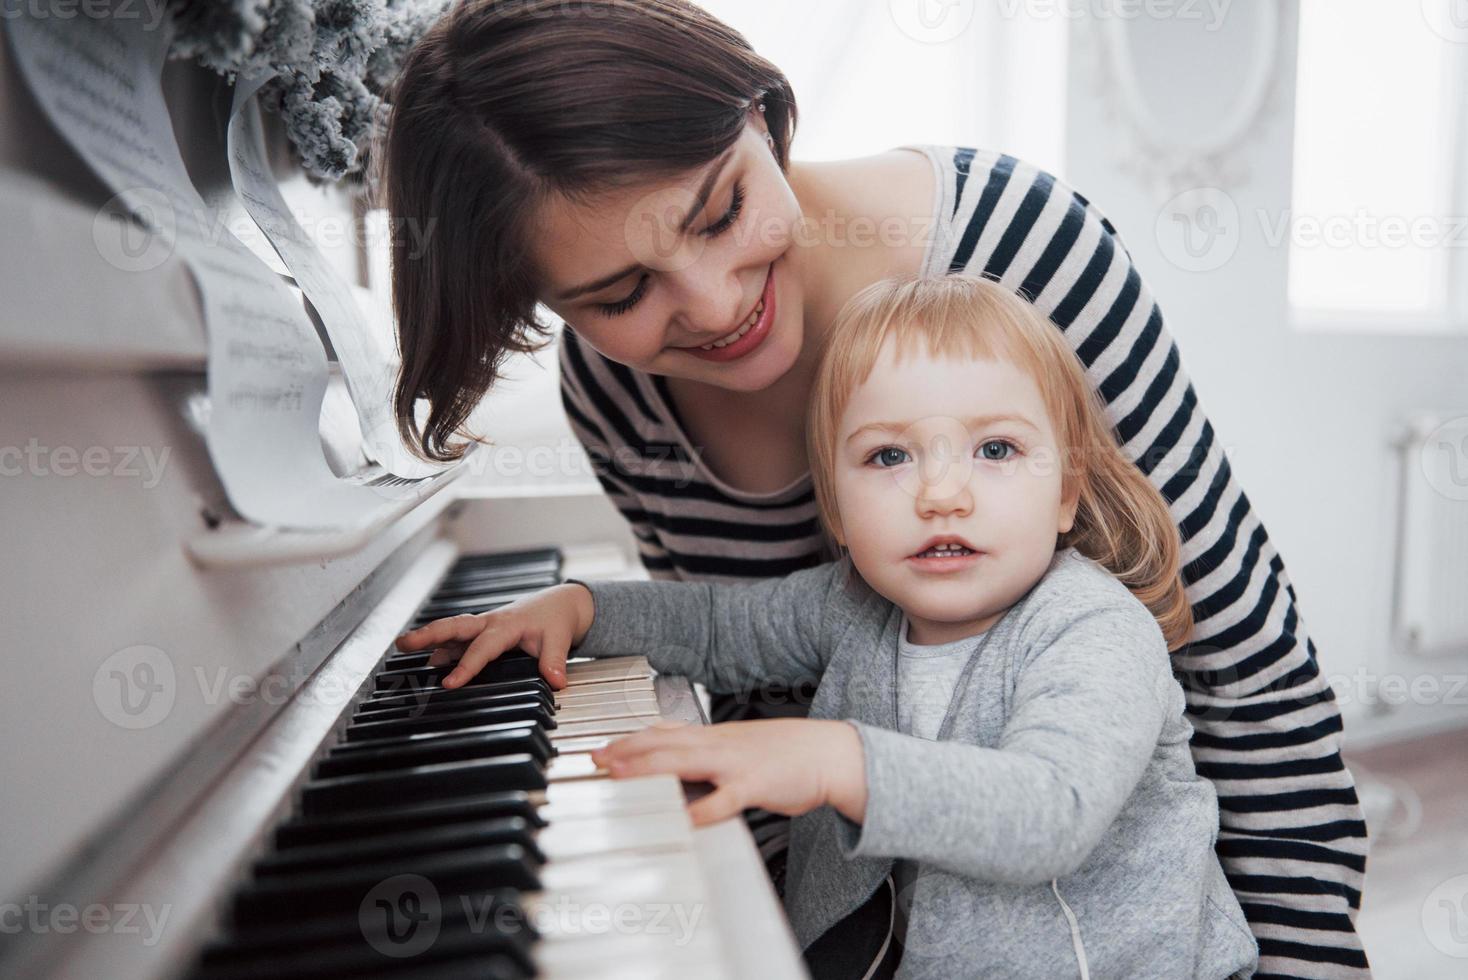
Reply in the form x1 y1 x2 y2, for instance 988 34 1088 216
695 0 1069 175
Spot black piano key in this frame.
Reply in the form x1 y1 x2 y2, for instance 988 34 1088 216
255 816 545 876
361 677 551 713
331 718 544 755
190 548 590 980
379 650 553 677
200 919 535 980
315 726 554 778
274 791 544 849
354 687 554 722
300 755 547 815
230 843 543 926
221 886 525 946
415 591 543 619
428 572 560 601
375 651 542 693
346 702 555 743
430 567 559 589
450 546 562 573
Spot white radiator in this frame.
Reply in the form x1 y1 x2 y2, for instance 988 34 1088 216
1392 413 1468 658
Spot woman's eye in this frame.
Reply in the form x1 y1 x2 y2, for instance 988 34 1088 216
978 439 1017 461
701 181 745 238
868 446 909 468
593 181 745 318
596 274 649 318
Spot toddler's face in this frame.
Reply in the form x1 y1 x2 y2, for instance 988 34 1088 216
831 337 1078 645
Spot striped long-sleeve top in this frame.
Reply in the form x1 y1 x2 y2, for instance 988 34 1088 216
556 144 1370 978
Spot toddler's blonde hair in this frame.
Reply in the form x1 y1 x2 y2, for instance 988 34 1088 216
806 273 1193 650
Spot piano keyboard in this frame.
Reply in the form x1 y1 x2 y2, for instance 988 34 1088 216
188 547 739 980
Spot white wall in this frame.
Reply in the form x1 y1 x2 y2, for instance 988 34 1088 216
1061 7 1468 745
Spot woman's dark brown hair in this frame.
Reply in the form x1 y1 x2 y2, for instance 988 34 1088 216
379 0 798 461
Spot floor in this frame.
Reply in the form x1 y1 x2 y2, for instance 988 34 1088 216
1345 725 1468 978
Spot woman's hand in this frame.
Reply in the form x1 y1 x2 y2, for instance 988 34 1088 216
590 719 869 827
394 583 596 690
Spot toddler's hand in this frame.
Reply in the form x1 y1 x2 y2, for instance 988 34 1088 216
591 718 868 826
394 582 595 689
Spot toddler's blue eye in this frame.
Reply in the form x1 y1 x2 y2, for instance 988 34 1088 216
870 447 909 467
979 440 1015 461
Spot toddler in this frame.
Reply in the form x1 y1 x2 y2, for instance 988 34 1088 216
398 273 1260 979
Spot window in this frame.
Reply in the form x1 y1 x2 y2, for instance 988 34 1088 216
1290 0 1468 330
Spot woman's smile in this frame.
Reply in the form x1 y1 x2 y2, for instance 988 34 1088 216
677 260 778 362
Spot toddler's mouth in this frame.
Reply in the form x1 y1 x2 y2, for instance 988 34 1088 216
912 544 976 559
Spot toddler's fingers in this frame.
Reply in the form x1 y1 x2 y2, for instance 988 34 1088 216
443 619 517 688
590 722 694 766
521 626 572 689
687 784 746 826
603 744 721 783
396 614 487 653
425 641 466 668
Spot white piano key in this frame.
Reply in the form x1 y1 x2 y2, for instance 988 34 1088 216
546 752 607 782
528 851 729 980
539 774 686 819
554 696 661 725
550 712 664 740
554 682 657 706
534 928 728 980
550 734 617 755
533 850 707 910
563 656 654 684
538 809 694 862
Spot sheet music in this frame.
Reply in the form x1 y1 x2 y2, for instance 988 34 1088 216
226 73 446 483
5 11 439 527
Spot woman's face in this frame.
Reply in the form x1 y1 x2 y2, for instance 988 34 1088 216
831 338 1079 645
532 112 806 392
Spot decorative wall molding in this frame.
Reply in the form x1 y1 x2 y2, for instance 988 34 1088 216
1078 1 1292 198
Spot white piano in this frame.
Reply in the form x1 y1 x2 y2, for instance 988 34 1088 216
0 27 807 980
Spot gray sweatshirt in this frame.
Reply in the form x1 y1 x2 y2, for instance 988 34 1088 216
569 547 1259 979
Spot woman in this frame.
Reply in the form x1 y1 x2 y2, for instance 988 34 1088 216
381 1 1369 976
